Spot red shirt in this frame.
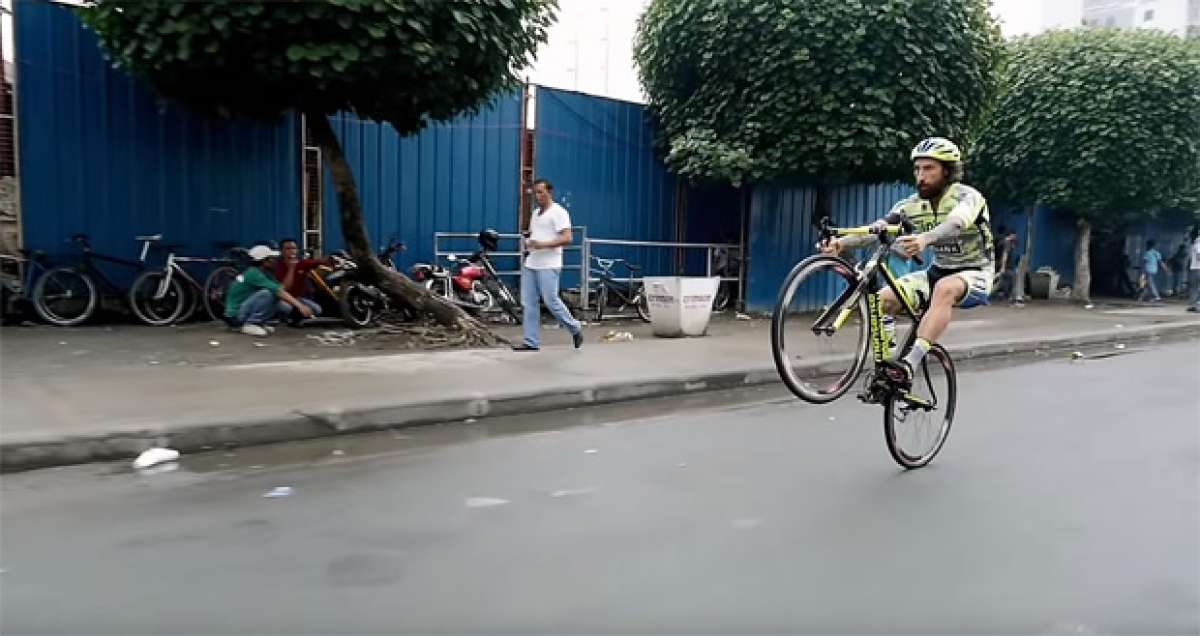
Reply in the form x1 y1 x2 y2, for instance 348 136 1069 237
273 259 323 298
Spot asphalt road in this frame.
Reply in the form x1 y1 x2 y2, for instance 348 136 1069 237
2 341 1197 634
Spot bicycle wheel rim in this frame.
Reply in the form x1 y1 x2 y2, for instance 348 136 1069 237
885 345 956 468
130 272 185 326
771 257 869 404
203 266 238 322
35 269 95 325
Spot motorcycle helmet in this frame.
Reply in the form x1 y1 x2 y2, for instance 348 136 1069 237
478 228 500 251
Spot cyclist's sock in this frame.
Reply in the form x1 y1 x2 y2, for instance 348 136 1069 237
882 315 897 358
903 337 932 370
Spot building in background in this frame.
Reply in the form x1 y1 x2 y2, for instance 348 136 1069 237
527 0 649 104
1082 0 1198 35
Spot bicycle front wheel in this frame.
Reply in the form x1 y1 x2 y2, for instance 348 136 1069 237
771 255 870 404
129 270 187 326
884 344 957 469
202 265 239 323
32 267 97 326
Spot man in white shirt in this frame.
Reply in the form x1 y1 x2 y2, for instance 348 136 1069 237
1187 228 1200 313
515 178 583 350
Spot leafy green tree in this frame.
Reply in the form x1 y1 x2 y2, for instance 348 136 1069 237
974 29 1200 303
633 0 1003 190
80 0 557 339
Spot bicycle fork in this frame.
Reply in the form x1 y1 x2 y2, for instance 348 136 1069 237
154 256 177 299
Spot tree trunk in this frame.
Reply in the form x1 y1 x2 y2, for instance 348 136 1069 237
1070 217 1092 304
1013 204 1036 302
304 112 504 346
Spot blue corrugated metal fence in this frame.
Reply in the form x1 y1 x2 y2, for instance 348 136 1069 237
320 95 523 274
746 182 915 311
16 0 299 275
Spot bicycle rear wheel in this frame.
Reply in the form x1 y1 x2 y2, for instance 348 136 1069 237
128 270 187 326
884 344 956 469
32 267 97 326
634 283 650 322
771 255 870 404
203 265 239 322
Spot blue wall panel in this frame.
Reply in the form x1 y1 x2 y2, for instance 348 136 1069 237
320 93 522 274
534 87 678 289
746 183 915 311
17 0 299 274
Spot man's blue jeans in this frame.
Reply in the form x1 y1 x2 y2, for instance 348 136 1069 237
235 289 290 325
521 267 581 348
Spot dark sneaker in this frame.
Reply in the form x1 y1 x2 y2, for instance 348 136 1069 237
572 330 583 349
512 344 540 352
1187 306 1198 313
881 360 913 389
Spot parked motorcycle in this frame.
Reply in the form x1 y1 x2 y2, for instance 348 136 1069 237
336 239 409 327
410 229 520 323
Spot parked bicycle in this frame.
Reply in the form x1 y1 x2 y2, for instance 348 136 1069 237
28 234 157 326
589 256 649 322
711 247 742 311
770 218 955 469
128 237 243 326
1 249 54 324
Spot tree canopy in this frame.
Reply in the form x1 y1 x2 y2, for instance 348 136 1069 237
79 0 556 134
633 0 1003 185
973 28 1200 225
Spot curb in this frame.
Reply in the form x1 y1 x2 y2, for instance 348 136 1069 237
3 321 1198 473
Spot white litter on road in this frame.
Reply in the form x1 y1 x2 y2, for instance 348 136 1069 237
550 488 597 498
584 449 599 454
262 486 294 498
133 447 179 469
465 497 509 508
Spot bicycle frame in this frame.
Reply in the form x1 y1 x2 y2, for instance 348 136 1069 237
811 225 924 366
154 255 210 295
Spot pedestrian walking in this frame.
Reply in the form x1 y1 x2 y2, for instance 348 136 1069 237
1187 229 1200 312
514 178 583 351
1138 239 1169 303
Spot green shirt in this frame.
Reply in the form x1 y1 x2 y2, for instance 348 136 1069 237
885 182 994 270
224 266 282 318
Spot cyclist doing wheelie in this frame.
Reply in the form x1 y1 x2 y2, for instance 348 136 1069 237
822 137 994 387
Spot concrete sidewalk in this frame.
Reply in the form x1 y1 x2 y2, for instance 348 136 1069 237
2 301 1198 471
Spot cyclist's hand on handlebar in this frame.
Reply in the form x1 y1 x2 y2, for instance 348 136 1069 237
819 238 844 256
868 220 890 235
896 234 928 258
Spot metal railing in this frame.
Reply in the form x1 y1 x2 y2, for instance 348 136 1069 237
433 225 587 285
582 238 742 311
429 231 743 312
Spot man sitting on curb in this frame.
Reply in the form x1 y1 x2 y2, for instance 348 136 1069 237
224 245 315 336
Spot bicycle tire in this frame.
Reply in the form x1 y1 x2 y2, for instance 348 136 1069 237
884 344 956 469
128 270 187 326
593 285 608 322
713 282 731 311
634 283 650 323
770 255 870 404
32 266 97 326
202 265 239 323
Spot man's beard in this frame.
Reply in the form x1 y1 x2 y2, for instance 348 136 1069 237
917 181 945 199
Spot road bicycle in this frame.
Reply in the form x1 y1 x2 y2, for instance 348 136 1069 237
770 219 956 469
